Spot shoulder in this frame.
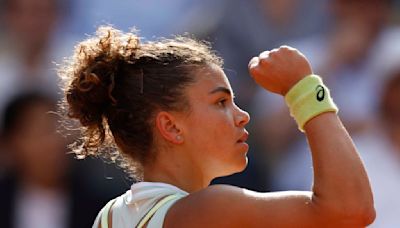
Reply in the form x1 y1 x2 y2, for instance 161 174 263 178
164 185 321 228
94 182 188 228
92 195 121 228
164 184 266 228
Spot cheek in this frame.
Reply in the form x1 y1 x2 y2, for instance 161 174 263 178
189 111 234 152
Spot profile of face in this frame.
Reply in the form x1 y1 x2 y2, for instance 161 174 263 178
176 65 250 180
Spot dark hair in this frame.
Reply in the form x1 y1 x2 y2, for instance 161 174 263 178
59 26 222 178
1 91 56 139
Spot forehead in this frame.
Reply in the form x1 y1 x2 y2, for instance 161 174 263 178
194 65 231 89
183 65 232 103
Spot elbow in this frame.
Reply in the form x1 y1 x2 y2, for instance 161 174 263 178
343 192 376 226
314 194 376 226
346 205 376 227
357 204 376 226
333 202 376 226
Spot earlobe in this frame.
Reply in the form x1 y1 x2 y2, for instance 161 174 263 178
155 111 184 144
175 135 183 143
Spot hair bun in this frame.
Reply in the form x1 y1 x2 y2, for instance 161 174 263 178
68 60 117 127
63 26 139 128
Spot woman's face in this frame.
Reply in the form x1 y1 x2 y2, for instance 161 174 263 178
179 65 250 179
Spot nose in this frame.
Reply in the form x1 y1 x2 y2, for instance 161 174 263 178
235 106 250 127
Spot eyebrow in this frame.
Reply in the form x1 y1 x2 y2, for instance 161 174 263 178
209 87 234 97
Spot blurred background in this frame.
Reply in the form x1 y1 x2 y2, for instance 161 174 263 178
0 0 400 227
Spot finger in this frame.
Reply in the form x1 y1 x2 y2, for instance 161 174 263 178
259 51 272 67
248 57 260 70
259 51 270 60
248 59 263 78
269 48 279 55
279 45 296 51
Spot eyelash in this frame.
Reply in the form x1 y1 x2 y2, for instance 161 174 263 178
218 98 228 107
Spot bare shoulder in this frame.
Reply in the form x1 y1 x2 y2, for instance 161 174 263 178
164 185 322 228
164 184 250 228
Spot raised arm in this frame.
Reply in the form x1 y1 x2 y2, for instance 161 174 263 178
165 46 375 228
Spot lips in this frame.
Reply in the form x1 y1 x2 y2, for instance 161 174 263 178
237 131 249 143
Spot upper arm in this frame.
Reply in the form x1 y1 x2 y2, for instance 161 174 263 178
164 185 360 228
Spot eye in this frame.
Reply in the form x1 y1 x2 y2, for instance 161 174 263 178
217 98 227 107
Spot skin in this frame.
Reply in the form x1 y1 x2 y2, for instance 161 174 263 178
142 46 375 227
144 64 250 193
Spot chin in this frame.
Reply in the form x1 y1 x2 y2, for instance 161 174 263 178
212 153 249 179
237 155 248 172
224 155 249 177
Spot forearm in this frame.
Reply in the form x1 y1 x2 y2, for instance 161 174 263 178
304 112 375 222
248 46 376 226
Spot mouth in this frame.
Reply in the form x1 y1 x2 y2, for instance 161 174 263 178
237 131 249 143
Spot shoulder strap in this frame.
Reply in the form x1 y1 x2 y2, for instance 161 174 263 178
100 198 118 228
147 195 182 228
136 194 179 228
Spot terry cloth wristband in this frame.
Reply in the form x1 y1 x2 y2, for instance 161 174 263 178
285 75 338 132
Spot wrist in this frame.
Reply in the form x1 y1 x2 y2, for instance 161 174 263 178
282 72 313 96
285 75 338 132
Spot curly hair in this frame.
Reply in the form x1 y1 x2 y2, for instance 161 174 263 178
59 26 222 179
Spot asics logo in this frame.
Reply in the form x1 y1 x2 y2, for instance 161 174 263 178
316 85 325 102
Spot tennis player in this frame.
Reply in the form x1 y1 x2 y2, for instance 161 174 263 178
60 26 375 227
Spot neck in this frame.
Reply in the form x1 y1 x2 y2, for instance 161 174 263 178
143 148 211 193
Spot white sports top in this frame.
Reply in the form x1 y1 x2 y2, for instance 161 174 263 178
92 182 189 228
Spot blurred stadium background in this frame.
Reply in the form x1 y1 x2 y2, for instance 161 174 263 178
0 0 400 227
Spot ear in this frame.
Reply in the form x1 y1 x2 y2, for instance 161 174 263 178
155 111 184 144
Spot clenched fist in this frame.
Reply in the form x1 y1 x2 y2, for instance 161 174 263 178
248 46 312 96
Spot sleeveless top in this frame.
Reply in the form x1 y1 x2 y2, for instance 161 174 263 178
92 182 189 228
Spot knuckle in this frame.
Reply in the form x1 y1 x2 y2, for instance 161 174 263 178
249 65 261 75
259 57 271 66
281 45 294 49
280 45 298 53
268 50 278 57
248 57 259 69
259 51 270 59
267 48 278 55
280 45 290 50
